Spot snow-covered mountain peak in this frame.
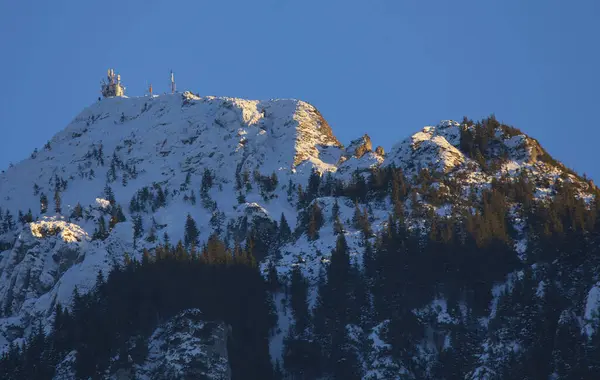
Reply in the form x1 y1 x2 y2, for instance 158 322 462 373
0 92 596 379
385 120 465 175
0 94 346 217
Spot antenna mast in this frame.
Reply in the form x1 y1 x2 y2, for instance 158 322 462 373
170 70 176 94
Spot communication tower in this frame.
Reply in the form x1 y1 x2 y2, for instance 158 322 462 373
170 70 176 94
101 69 125 98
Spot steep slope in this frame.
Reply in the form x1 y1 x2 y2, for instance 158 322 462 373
0 93 598 379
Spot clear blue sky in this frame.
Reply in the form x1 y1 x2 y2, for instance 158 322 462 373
1 0 599 178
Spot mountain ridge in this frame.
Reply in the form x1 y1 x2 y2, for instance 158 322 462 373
0 92 598 379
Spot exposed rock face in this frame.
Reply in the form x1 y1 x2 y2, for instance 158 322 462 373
0 218 94 348
346 134 373 159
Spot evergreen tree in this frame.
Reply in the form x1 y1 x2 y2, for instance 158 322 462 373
23 209 33 224
284 266 321 379
2 210 14 231
290 266 310 336
333 215 345 235
154 185 166 210
313 234 354 376
163 231 170 249
307 202 324 241
286 178 295 200
307 168 321 201
278 213 291 244
201 168 213 194
184 213 199 249
104 184 115 205
40 193 48 214
93 216 108 240
267 261 280 291
54 190 62 214
71 203 83 220
109 205 126 230
331 199 340 221
133 215 143 247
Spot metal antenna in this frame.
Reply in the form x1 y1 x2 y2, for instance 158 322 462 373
170 70 176 94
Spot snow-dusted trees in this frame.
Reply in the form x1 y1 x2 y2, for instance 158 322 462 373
92 216 108 241
108 205 126 230
209 211 225 235
129 185 169 213
312 234 363 379
1 210 14 232
70 203 83 220
0 238 275 379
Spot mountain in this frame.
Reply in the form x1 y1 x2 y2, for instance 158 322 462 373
0 92 599 379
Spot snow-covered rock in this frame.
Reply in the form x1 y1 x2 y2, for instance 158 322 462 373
385 122 465 175
0 93 594 377
53 309 230 380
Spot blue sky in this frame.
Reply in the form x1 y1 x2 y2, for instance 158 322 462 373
1 0 599 179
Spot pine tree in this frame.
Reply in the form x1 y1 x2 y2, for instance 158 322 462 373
352 200 361 229
307 168 321 201
53 190 62 214
154 185 166 210
163 231 170 249
286 178 295 200
2 210 14 231
132 215 143 247
278 213 291 244
71 203 83 220
307 202 324 241
115 205 126 223
333 215 344 235
296 184 306 209
284 265 322 379
184 214 199 249
24 209 33 224
40 193 48 214
331 199 340 221
290 266 310 335
107 205 124 231
201 168 213 194
312 234 353 375
104 184 115 205
94 216 108 240
267 261 280 291
360 207 373 238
